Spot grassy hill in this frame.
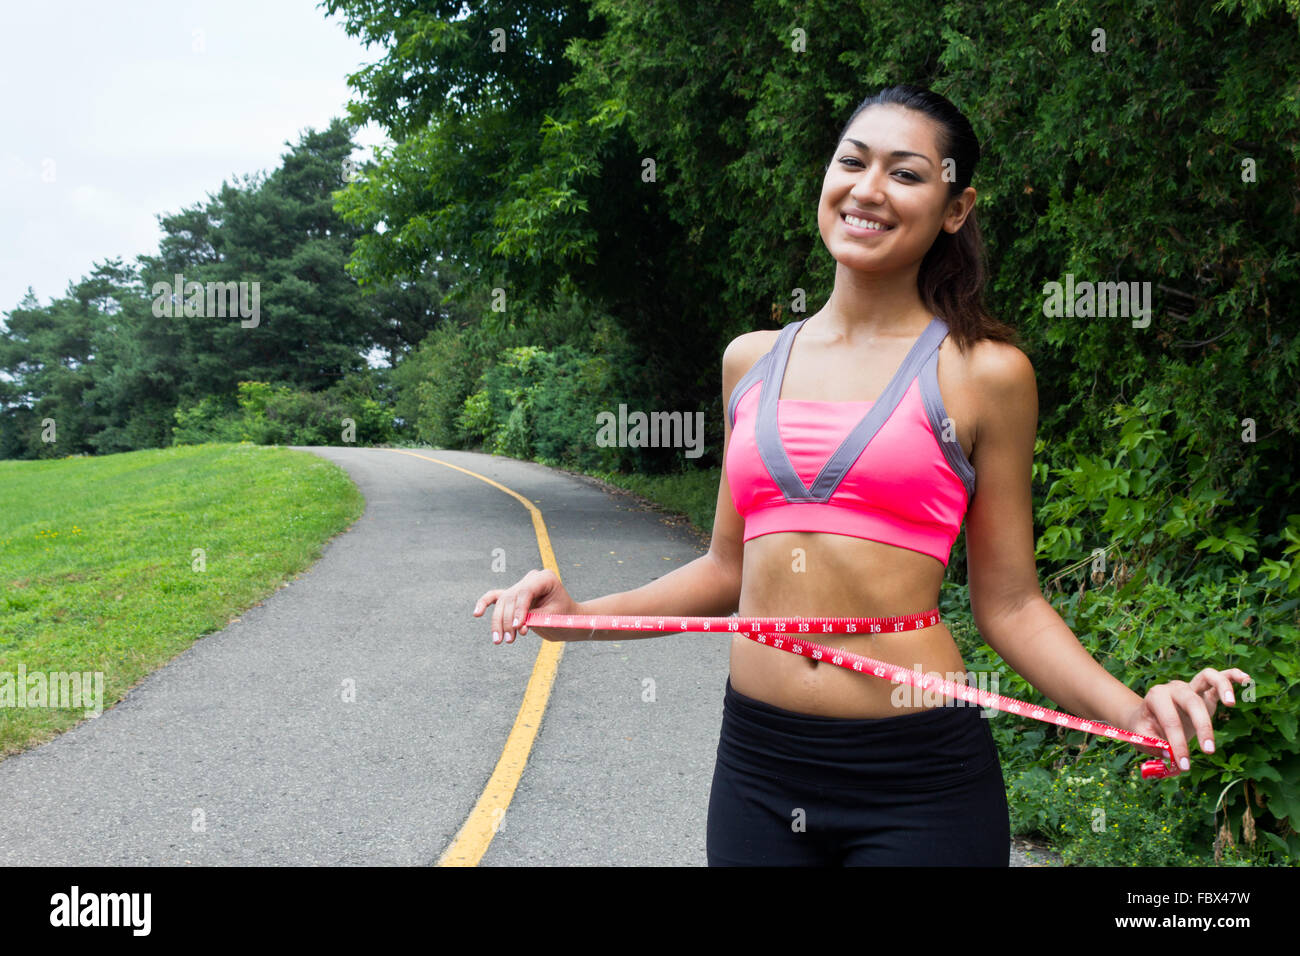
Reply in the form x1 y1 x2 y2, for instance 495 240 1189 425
0 444 364 758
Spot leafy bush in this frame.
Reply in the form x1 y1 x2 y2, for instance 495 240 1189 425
399 306 647 470
941 394 1300 866
171 396 245 445
172 380 395 447
456 389 501 449
392 321 493 449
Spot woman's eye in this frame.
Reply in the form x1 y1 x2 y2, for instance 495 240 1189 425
838 158 920 181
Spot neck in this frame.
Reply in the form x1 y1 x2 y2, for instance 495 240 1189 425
818 260 931 342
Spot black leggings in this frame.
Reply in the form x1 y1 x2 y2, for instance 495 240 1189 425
707 676 1011 866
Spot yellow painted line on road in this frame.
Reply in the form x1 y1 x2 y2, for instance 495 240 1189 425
383 448 565 867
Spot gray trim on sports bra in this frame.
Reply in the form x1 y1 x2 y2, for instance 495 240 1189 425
919 343 977 500
728 317 977 504
728 349 771 431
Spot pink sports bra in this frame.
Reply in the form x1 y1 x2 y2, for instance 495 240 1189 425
725 316 976 566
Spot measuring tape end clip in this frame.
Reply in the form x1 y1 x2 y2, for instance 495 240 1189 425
1140 758 1174 779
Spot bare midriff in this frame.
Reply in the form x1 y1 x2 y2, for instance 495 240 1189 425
729 530 968 718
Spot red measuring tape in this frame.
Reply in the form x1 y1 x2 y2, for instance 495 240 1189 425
523 609 1177 779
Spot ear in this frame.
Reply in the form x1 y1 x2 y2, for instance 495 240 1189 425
943 186 977 234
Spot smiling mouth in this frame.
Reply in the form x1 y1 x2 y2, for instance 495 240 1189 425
841 212 894 232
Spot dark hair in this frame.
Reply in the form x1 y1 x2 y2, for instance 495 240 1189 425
832 85 1017 352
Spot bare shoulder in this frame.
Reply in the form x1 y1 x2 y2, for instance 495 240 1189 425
960 338 1038 452
722 329 780 384
965 337 1036 400
723 329 778 368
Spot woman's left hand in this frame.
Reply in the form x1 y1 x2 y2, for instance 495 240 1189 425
1120 668 1252 776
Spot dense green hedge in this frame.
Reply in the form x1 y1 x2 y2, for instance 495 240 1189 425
172 378 395 447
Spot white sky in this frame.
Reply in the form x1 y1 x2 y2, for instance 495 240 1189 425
0 0 392 324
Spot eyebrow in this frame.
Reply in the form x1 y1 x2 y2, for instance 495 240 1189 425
840 138 934 165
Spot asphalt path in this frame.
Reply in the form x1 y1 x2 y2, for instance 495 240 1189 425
0 446 727 865
0 446 1056 866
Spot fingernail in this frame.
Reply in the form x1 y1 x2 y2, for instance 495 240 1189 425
1180 757 1190 770
493 631 500 644
1225 692 1234 704
1204 739 1214 753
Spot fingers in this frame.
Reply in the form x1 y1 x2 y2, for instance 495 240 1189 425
472 591 498 618
1144 685 1194 774
477 570 547 645
1191 667 1246 710
1137 668 1252 775
486 588 509 645
1194 671 1228 709
1187 666 1254 719
1174 683 1218 758
472 590 506 644
509 574 545 641
507 586 529 643
1148 681 1224 772
1224 668 1253 703
499 589 518 644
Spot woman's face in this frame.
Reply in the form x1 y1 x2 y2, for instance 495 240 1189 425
818 103 974 274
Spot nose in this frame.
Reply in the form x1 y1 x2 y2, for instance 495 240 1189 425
849 162 888 205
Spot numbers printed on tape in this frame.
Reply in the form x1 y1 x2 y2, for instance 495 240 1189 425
528 611 939 635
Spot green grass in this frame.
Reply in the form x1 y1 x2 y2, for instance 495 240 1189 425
0 443 364 758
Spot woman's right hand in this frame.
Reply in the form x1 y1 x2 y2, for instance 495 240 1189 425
472 568 584 645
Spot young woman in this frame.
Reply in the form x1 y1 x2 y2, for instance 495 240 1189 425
473 85 1250 866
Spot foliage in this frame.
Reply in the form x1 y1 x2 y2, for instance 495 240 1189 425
171 396 246 445
0 121 443 458
173 380 395 447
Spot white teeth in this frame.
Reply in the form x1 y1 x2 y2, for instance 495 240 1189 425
844 214 890 231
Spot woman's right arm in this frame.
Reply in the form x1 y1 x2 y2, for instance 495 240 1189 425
473 332 762 645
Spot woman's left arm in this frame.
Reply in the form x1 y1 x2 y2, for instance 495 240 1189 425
960 342 1250 776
